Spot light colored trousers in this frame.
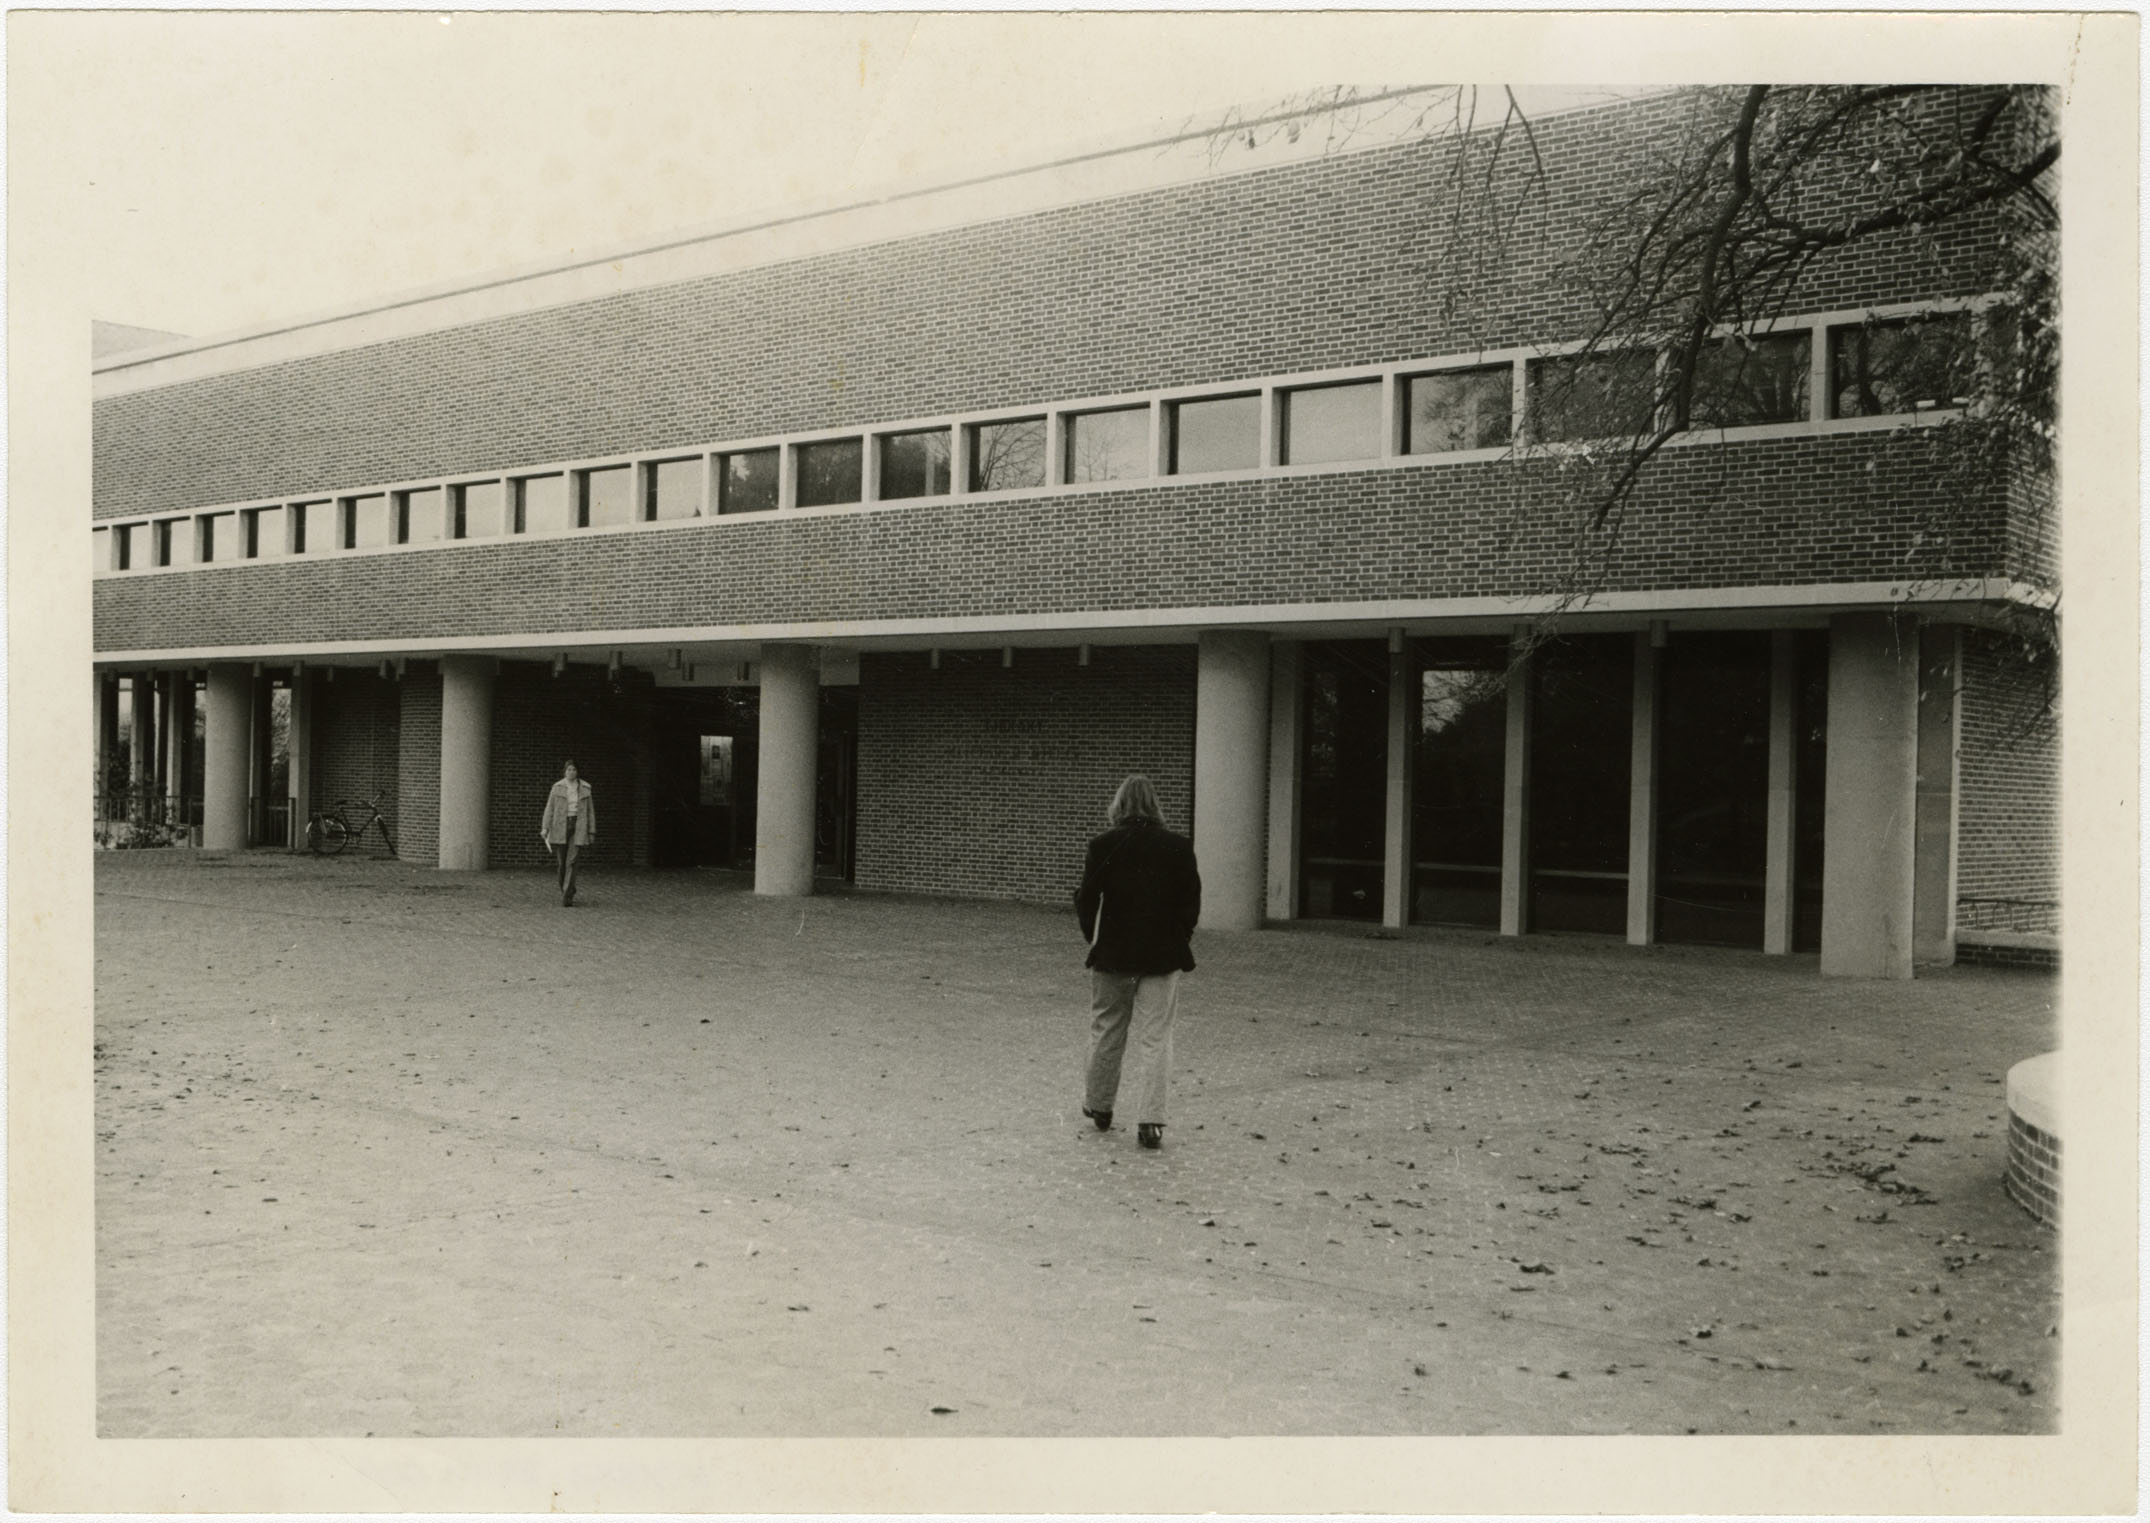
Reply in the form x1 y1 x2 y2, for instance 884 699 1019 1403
1084 970 1182 1125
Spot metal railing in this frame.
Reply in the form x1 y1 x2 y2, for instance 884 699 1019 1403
92 789 200 849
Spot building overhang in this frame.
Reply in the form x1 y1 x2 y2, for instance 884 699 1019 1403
92 577 2053 671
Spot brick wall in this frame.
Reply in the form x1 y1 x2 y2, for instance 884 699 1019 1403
855 645 1196 904
313 672 401 857
486 666 652 871
1955 628 2059 930
396 665 443 866
94 430 2012 655
2004 1114 2059 1226
93 88 2017 524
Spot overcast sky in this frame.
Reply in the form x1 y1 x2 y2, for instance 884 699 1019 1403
34 13 1469 341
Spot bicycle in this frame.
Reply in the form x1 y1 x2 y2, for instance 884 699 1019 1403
305 792 397 856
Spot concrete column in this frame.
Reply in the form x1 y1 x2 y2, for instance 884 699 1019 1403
1381 637 1414 930
1264 641 1304 922
1913 625 1961 965
438 656 495 870
201 665 253 851
1625 631 1661 946
754 643 820 896
1762 630 1798 955
1194 630 1271 931
1820 613 1920 978
128 672 154 793
1499 631 1533 937
156 673 178 798
288 670 314 849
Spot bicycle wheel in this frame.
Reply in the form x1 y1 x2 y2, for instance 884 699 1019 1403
303 816 325 854
322 815 352 855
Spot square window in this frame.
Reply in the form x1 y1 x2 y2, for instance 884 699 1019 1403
1529 351 1659 443
348 493 393 549
970 418 1047 492
1407 366 1514 453
1830 313 1975 418
647 458 703 520
292 501 329 554
1282 380 1382 465
796 438 863 507
400 487 447 543
579 465 634 528
1689 330 1811 428
720 449 780 514
248 506 286 558
879 429 952 499
453 481 505 539
1064 406 1151 483
515 475 569 534
1169 393 1261 474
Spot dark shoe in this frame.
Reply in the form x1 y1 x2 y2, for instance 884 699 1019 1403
1083 1107 1112 1131
1137 1124 1163 1150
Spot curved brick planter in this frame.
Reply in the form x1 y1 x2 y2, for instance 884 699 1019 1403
2004 1052 2059 1227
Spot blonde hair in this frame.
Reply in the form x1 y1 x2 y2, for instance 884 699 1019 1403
1107 774 1164 827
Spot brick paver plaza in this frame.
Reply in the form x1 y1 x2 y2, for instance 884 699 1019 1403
95 851 2057 1437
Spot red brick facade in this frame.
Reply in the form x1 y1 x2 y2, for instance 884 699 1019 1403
855 646 1196 905
92 88 2017 527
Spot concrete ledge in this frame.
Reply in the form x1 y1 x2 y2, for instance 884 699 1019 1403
1958 928 2059 972
2004 1052 2059 1227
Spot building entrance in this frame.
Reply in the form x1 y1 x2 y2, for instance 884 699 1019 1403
645 684 857 879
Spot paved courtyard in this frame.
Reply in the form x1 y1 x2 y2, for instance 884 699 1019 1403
95 850 2057 1437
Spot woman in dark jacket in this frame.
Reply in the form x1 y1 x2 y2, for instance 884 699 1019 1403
1074 774 1202 1150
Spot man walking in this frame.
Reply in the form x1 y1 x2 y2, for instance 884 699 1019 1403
540 759 596 906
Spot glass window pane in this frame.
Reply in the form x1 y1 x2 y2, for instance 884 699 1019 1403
1410 638 1509 928
796 438 863 507
582 465 634 528
1065 406 1151 483
516 475 569 534
879 429 952 499
1298 640 1389 921
349 494 392 549
1530 351 1658 443
1691 331 1811 428
455 481 505 539
402 487 446 543
720 449 780 514
196 514 223 563
1655 632 1772 947
114 524 134 570
155 519 177 566
649 458 703 520
1529 635 1633 934
1830 313 1975 418
1407 366 1514 453
970 418 1046 492
1170 394 1261 474
1282 381 1381 465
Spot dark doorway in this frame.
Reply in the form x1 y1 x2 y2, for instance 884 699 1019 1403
1793 630 1830 952
815 687 858 883
1300 640 1389 921
650 689 758 869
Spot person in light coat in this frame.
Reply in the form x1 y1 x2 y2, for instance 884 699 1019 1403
539 760 596 906
1074 774 1202 1151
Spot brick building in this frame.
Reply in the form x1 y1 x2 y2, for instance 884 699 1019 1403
90 86 2058 976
